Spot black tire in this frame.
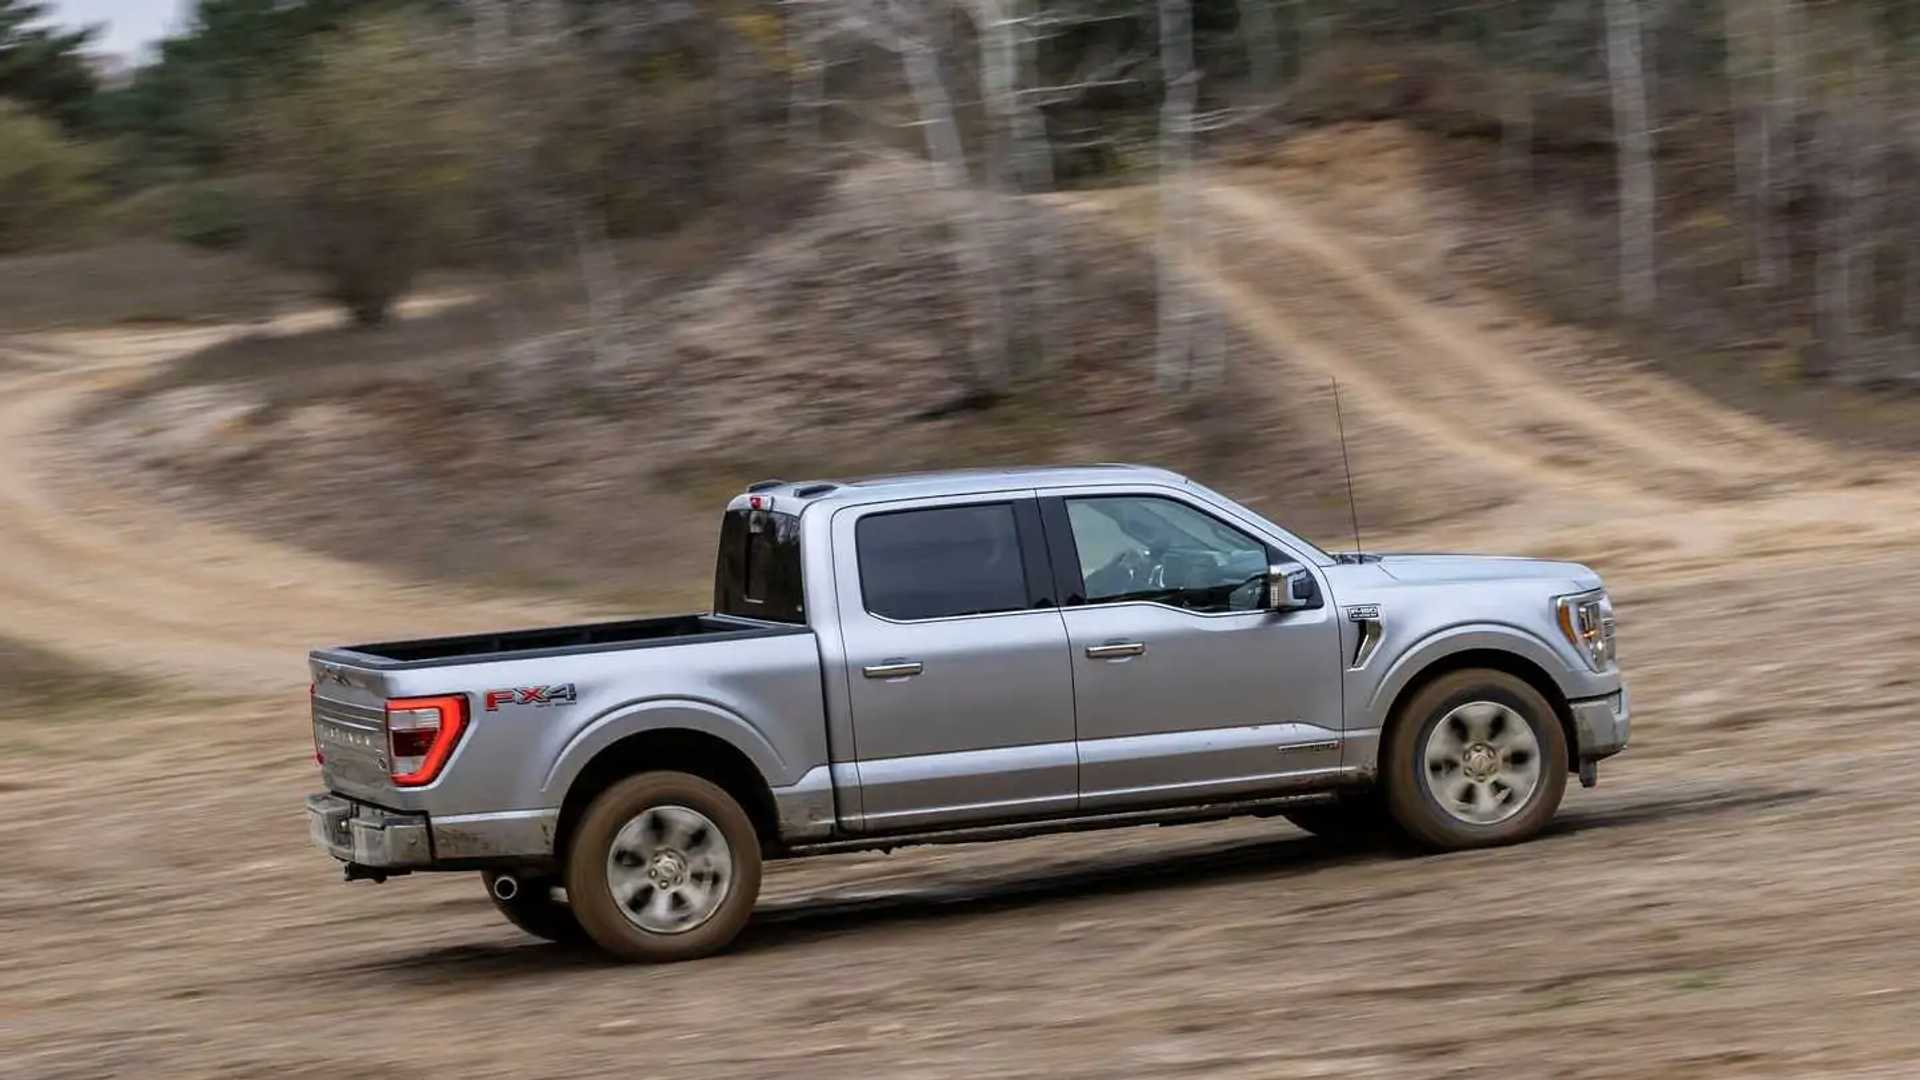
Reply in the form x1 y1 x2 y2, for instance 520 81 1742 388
481 871 587 944
1281 789 1395 843
1382 668 1568 851
565 771 762 963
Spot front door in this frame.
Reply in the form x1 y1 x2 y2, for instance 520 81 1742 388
835 496 1078 831
1044 492 1345 810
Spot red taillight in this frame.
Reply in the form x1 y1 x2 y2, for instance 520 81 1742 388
385 694 469 787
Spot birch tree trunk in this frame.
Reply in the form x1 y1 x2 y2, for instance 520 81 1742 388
1727 0 1778 290
1498 1 1532 198
1501 76 1533 197
1239 0 1281 89
973 0 1031 374
788 4 828 150
1770 0 1803 289
973 0 1062 376
1813 111 1850 378
899 33 1011 394
1155 0 1223 392
470 0 510 66
1603 0 1657 318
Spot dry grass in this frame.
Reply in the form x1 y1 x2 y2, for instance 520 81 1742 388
0 241 315 331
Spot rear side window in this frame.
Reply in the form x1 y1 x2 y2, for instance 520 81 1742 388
857 503 1030 621
715 509 805 623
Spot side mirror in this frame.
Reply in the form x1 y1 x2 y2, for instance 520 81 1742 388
1268 562 1316 612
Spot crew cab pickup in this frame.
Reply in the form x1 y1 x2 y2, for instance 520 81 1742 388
306 464 1628 961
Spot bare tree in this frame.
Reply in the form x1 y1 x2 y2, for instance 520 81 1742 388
1603 0 1657 318
966 0 1075 377
784 0 834 150
1727 0 1778 291
835 0 1012 394
1154 0 1225 391
1811 9 1886 381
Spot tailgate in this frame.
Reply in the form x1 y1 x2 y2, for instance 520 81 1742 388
311 658 398 802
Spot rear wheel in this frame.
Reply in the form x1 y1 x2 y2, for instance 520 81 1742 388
1382 669 1568 851
481 871 585 944
565 771 762 963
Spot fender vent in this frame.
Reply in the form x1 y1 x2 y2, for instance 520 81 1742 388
1350 619 1383 670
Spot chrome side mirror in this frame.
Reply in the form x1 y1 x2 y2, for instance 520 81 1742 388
1268 562 1315 612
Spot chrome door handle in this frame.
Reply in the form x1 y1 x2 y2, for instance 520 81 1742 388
1086 642 1146 659
863 661 924 679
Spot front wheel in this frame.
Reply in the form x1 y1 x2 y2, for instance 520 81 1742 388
1382 669 1568 851
565 771 763 963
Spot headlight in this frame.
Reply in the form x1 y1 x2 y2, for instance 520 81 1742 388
1555 589 1616 672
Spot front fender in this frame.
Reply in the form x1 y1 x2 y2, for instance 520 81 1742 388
1365 622 1610 721
540 696 788 801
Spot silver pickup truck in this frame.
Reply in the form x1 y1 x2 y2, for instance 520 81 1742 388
306 464 1627 961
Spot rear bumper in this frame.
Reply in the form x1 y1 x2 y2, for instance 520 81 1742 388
306 793 432 868
306 793 558 870
1570 686 1630 761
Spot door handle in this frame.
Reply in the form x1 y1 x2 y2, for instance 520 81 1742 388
1086 642 1146 660
863 660 924 679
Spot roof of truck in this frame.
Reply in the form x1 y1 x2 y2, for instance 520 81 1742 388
731 464 1190 511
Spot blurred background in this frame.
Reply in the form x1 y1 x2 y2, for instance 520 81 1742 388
6 1 1920 1077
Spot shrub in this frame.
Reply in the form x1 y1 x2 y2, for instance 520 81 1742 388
169 179 252 249
250 14 479 325
0 98 101 252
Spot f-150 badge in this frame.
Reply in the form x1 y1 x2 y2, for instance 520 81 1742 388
1345 604 1381 622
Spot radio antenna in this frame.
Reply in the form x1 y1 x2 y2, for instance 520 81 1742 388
1331 378 1364 557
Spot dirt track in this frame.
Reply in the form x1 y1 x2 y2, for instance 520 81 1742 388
6 166 1920 1078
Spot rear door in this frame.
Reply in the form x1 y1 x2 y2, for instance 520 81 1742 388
1042 490 1345 810
833 495 1077 831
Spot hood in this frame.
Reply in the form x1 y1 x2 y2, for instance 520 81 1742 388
1374 554 1600 589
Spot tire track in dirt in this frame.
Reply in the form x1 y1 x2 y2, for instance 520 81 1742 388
0 308 576 684
1197 181 1835 504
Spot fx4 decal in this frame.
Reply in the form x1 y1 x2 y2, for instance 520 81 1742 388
483 684 579 712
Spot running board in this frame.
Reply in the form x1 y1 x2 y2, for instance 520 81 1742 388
782 781 1370 859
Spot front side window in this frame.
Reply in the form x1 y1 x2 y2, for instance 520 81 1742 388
858 503 1030 620
1065 496 1269 613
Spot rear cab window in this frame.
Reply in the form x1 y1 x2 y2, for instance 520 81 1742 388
856 502 1049 620
715 508 805 623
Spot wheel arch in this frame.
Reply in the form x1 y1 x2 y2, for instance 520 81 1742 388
1379 648 1579 770
552 728 781 867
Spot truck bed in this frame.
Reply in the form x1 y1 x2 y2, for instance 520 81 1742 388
314 613 806 669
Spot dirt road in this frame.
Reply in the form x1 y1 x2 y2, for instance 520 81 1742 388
6 173 1920 1078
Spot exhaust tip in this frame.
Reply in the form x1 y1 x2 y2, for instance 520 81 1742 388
491 874 519 902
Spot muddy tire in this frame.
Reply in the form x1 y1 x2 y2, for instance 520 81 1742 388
1382 669 1568 851
565 771 762 963
482 872 586 944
